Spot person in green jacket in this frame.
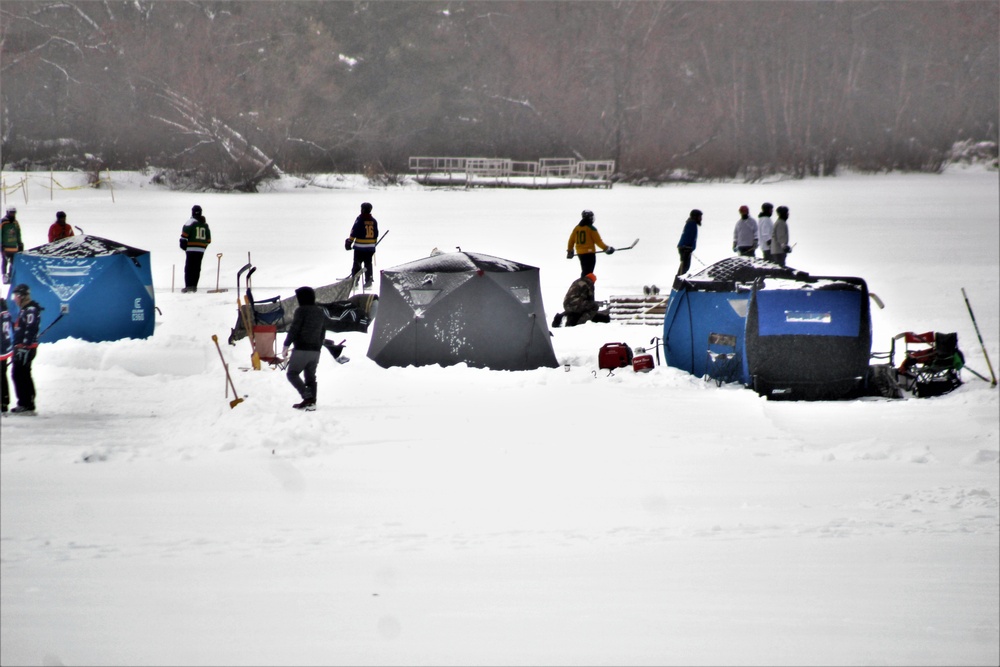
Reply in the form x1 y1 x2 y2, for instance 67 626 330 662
179 205 211 293
1 207 24 285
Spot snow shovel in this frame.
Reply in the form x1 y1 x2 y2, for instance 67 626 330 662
212 334 244 409
208 253 228 293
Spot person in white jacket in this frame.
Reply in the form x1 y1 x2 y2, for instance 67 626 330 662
757 202 774 262
732 205 758 257
770 206 791 266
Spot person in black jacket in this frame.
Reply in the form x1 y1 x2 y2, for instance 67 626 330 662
282 286 326 411
9 284 41 415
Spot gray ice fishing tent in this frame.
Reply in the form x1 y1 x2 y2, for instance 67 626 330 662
367 251 559 371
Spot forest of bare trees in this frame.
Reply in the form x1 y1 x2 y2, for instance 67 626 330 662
1 1 997 188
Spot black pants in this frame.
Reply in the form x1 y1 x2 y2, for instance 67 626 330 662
12 349 35 410
771 252 786 267
577 252 596 278
737 246 755 258
185 250 205 289
1 358 9 410
352 249 375 285
677 246 693 275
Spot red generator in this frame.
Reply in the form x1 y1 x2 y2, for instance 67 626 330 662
599 342 633 370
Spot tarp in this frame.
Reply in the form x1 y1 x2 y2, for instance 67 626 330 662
7 235 154 343
227 276 376 344
367 250 559 371
662 257 872 399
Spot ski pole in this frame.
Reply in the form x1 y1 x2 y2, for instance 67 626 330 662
961 287 997 387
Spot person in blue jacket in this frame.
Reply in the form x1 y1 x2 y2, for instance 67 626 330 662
0 296 12 415
676 209 702 276
9 283 41 415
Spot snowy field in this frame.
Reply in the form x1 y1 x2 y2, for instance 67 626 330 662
1 166 998 666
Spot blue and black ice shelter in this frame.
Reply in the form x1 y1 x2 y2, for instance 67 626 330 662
7 235 155 343
663 257 872 400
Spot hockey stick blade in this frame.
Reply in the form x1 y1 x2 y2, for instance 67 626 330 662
601 238 639 254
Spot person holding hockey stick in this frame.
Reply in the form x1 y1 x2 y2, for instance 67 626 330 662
9 284 41 415
345 202 379 289
676 209 702 276
566 210 615 278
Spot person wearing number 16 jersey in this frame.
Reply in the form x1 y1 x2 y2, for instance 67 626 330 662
345 202 379 289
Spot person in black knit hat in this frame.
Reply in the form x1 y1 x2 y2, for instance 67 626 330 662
282 286 325 411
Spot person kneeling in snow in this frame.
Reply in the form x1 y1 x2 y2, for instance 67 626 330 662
551 273 611 328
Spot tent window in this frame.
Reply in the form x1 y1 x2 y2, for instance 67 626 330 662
784 310 831 324
409 289 440 305
509 287 531 304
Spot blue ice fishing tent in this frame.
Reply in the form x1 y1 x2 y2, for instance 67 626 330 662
7 234 155 343
663 257 872 400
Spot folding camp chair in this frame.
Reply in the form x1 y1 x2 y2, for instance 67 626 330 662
894 331 964 397
244 284 287 368
706 332 742 387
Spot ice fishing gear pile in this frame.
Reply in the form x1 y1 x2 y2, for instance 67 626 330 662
227 256 378 370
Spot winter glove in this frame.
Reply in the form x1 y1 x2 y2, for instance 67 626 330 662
14 348 30 364
344 238 353 251
566 250 574 259
606 246 615 255
179 239 188 250
785 246 792 254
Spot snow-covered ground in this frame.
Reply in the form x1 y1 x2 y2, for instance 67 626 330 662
1 167 998 666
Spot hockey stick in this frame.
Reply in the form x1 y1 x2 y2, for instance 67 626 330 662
237 265 261 370
38 311 66 338
569 238 640 257
961 287 997 387
212 334 244 409
964 365 991 383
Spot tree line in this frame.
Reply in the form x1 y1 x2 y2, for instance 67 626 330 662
1 1 997 188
